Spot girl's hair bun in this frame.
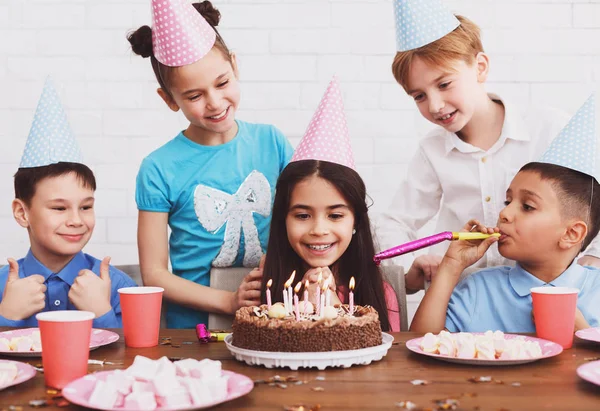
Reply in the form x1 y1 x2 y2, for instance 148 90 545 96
192 1 221 27
128 25 153 58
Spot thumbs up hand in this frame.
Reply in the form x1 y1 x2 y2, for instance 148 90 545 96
68 256 112 318
0 258 46 320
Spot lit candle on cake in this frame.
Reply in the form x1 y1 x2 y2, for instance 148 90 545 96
284 271 296 314
266 279 273 309
294 282 302 321
316 270 323 316
303 280 309 314
320 278 329 318
326 278 332 307
349 276 355 315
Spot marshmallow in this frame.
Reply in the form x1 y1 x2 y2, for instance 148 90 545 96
267 303 287 319
180 375 229 406
0 362 18 387
105 369 134 396
437 334 456 357
299 301 315 314
152 372 182 397
132 380 154 393
157 385 192 409
88 380 119 409
124 391 157 410
126 356 159 381
321 306 338 320
16 337 33 352
475 336 495 360
420 332 440 353
156 356 177 378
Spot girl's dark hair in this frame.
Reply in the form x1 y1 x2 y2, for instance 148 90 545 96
261 160 392 331
520 162 600 251
127 1 232 97
14 162 96 206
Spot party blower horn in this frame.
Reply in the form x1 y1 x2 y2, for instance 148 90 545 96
373 231 500 265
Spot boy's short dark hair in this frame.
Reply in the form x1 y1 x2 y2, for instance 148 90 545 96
14 162 96 206
520 162 600 251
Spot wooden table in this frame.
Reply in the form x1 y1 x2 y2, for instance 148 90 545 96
1 330 599 410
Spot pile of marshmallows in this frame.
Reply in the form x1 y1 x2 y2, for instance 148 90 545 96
87 356 228 410
420 330 542 360
0 330 42 352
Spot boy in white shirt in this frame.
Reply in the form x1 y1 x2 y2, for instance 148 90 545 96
377 1 600 293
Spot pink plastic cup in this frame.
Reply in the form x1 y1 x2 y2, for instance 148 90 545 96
531 286 579 349
36 310 95 388
118 286 164 348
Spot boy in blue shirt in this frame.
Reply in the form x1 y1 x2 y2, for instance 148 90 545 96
411 95 600 333
0 78 137 328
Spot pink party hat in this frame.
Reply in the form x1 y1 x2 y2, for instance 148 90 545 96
291 77 355 170
151 0 216 67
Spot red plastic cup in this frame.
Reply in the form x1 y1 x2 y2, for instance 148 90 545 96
118 286 164 348
36 310 95 388
531 286 579 349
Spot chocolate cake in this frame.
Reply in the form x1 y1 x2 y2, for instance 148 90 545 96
232 304 383 352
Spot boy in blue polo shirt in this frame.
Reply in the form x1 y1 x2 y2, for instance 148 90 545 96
0 78 137 328
411 95 600 333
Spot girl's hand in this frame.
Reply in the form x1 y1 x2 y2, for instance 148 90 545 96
230 261 263 312
442 219 499 272
405 254 443 293
301 267 336 305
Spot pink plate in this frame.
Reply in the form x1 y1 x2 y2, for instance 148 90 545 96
62 370 254 411
0 328 119 357
575 327 600 344
577 360 600 386
0 359 37 391
406 333 563 366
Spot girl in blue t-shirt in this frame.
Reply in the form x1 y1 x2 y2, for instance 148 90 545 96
128 1 293 328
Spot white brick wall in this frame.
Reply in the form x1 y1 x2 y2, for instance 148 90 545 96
1 0 600 323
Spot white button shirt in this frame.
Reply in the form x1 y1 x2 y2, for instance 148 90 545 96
375 94 600 271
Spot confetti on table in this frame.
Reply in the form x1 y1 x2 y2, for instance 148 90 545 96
311 386 325 392
410 379 430 385
468 376 492 383
395 401 418 409
283 405 321 411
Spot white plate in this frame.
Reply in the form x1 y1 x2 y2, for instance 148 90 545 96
406 333 563 366
225 333 393 370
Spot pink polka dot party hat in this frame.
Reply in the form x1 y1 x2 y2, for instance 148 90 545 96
291 76 355 170
151 0 216 67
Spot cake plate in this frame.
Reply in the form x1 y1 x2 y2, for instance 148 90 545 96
224 333 394 370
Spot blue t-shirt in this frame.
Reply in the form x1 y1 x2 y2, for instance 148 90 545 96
136 120 293 328
446 262 600 332
0 250 137 328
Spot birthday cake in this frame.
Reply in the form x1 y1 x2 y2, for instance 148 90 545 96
232 303 382 352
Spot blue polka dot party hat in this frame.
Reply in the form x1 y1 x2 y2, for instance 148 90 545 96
20 77 83 168
393 0 460 52
540 94 598 183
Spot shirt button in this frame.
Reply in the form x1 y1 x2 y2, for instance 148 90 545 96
54 300 60 306
481 157 487 163
485 196 491 202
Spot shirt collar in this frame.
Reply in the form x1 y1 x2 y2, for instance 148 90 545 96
443 93 531 156
508 261 587 297
22 250 89 286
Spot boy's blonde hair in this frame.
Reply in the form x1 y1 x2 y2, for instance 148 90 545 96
391 15 484 91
